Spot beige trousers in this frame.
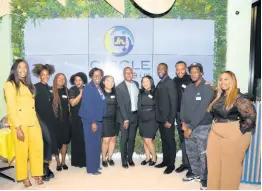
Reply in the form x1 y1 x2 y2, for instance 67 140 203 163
207 121 251 190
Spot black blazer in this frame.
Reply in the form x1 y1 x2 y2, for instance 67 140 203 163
155 75 177 124
115 80 139 125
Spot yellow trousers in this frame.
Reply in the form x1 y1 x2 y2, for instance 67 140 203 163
11 120 43 181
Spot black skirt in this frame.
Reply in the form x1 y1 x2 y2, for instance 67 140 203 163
102 118 118 137
139 110 158 139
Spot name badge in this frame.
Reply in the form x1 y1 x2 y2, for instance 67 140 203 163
196 97 201 101
62 95 67 98
110 95 115 99
148 94 153 99
181 84 186 88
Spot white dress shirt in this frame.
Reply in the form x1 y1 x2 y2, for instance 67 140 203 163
125 80 139 112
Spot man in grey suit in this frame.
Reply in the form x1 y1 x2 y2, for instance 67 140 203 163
116 67 139 168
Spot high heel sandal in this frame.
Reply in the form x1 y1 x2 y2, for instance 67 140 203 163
33 176 44 185
23 178 32 188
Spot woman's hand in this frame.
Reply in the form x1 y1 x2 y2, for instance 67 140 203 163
92 123 98 132
16 127 25 141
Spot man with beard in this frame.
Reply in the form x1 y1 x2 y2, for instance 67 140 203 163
154 63 177 174
180 63 214 190
173 61 192 175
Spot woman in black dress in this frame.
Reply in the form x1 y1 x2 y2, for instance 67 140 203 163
32 64 57 181
52 73 71 171
138 75 157 166
69 72 87 168
100 75 118 167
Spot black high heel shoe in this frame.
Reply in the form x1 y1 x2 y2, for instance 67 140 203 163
108 159 115 166
102 160 108 167
62 164 68 170
141 159 152 165
149 156 157 166
56 165 62 171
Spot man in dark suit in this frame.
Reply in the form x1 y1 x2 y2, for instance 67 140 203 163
116 67 139 168
155 63 177 174
173 61 192 174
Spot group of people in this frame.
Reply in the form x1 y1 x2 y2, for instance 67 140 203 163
3 58 256 190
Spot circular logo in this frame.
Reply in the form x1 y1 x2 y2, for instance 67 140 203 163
104 26 134 57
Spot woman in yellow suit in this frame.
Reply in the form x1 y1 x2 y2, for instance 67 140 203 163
4 59 44 187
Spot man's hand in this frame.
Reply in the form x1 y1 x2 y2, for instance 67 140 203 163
184 128 192 138
165 122 172 128
92 123 98 132
182 122 188 131
123 121 129 129
182 122 192 138
205 82 216 90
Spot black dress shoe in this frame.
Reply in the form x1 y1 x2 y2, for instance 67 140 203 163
108 159 115 166
175 164 189 173
56 165 62 171
154 162 168 168
163 166 175 174
43 163 50 181
128 160 135 167
42 174 50 181
141 159 151 165
102 160 108 167
122 161 129 169
62 164 68 170
47 166 54 179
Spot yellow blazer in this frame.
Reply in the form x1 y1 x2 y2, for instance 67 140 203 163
4 81 37 128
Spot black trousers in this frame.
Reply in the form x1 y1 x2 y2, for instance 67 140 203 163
176 112 190 167
38 116 52 161
120 113 138 162
158 122 176 167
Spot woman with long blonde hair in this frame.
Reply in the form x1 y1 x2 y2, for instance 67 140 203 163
207 71 256 190
52 73 71 171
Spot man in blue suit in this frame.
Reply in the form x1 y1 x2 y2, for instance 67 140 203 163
79 68 107 175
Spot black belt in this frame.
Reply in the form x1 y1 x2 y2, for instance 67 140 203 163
130 111 137 114
213 119 239 123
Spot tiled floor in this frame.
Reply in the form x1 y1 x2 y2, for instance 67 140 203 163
0 155 261 190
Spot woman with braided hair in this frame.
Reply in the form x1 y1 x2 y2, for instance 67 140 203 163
32 63 57 181
52 73 71 171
